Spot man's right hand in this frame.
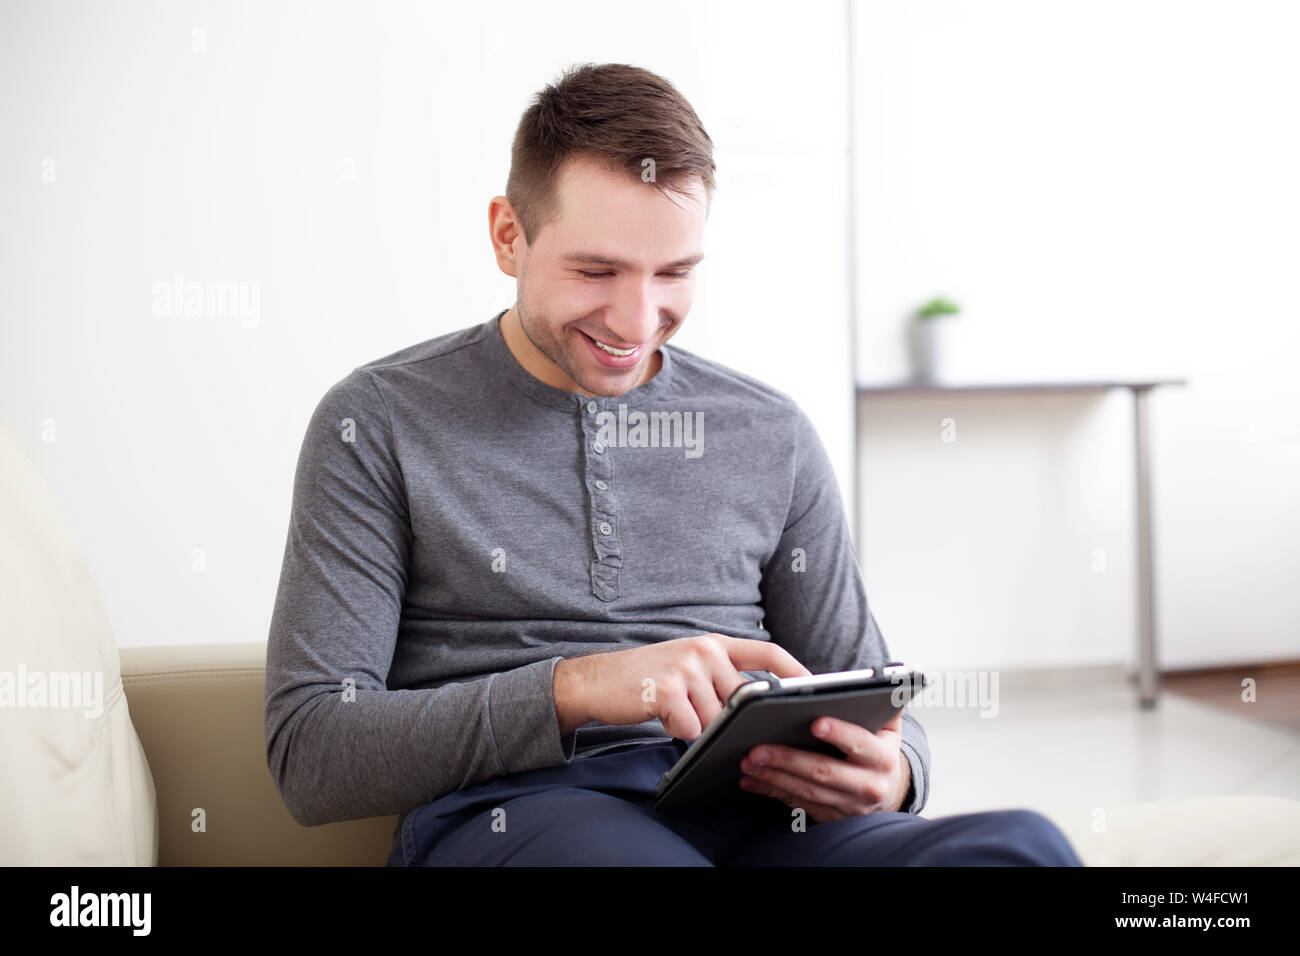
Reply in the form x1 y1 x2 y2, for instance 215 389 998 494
552 634 813 742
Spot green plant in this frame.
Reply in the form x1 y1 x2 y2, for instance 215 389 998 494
916 297 960 320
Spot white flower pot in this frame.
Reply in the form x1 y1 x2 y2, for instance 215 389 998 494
911 315 961 382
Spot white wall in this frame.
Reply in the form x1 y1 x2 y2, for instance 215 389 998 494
853 0 1300 671
0 0 858 648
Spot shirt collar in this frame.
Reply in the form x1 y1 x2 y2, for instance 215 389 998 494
481 308 679 411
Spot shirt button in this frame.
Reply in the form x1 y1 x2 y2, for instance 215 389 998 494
592 441 605 454
586 400 598 414
594 480 608 491
598 521 612 535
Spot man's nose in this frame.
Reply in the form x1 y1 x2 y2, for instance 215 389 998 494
604 283 663 346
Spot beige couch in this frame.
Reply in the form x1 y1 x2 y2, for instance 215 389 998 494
0 414 396 866
120 641 396 865
118 641 1300 867
4 417 1299 866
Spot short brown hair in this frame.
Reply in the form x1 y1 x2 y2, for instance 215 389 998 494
506 62 716 244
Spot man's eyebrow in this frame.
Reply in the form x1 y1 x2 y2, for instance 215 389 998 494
561 252 705 270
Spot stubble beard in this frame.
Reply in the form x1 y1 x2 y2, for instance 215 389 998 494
517 296 647 396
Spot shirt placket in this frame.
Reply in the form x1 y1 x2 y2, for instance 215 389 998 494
579 395 621 601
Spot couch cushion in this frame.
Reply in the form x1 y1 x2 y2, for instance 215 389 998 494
119 641 398 866
0 418 157 865
1039 794 1300 866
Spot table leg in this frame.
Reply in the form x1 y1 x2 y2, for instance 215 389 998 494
1133 385 1159 708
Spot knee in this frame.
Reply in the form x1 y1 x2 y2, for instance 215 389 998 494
982 809 1083 866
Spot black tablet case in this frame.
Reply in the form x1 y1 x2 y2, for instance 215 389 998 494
652 671 926 813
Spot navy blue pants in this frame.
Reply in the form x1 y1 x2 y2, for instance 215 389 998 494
388 739 1083 866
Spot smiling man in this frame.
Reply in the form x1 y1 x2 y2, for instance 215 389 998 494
264 62 1082 867
495 154 704 397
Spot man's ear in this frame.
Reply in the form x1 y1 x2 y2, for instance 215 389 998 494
488 196 525 278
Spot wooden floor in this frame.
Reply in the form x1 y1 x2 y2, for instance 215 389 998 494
1162 659 1300 734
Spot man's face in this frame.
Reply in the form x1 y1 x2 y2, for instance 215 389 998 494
494 153 707 397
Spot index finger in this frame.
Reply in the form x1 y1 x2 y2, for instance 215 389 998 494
716 636 812 679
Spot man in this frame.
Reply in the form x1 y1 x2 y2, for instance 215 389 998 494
264 62 1082 866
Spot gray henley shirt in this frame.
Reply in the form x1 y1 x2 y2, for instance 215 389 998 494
264 309 931 830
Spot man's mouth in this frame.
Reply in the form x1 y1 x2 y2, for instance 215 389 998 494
580 330 641 357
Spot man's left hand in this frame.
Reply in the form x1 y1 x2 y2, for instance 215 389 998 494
738 711 909 822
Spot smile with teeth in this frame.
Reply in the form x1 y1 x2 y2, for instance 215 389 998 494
586 333 640 356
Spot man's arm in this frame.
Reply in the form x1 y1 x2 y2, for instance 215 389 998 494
756 404 931 815
264 370 577 827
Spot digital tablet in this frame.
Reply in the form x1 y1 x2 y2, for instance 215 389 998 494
652 663 928 813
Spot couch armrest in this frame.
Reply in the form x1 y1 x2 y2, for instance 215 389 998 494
120 641 398 866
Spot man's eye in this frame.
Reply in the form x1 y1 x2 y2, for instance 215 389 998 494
575 270 692 279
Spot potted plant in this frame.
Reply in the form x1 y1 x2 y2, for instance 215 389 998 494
911 296 961 381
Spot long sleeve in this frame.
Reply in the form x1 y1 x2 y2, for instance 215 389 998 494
263 370 577 827
757 405 931 815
